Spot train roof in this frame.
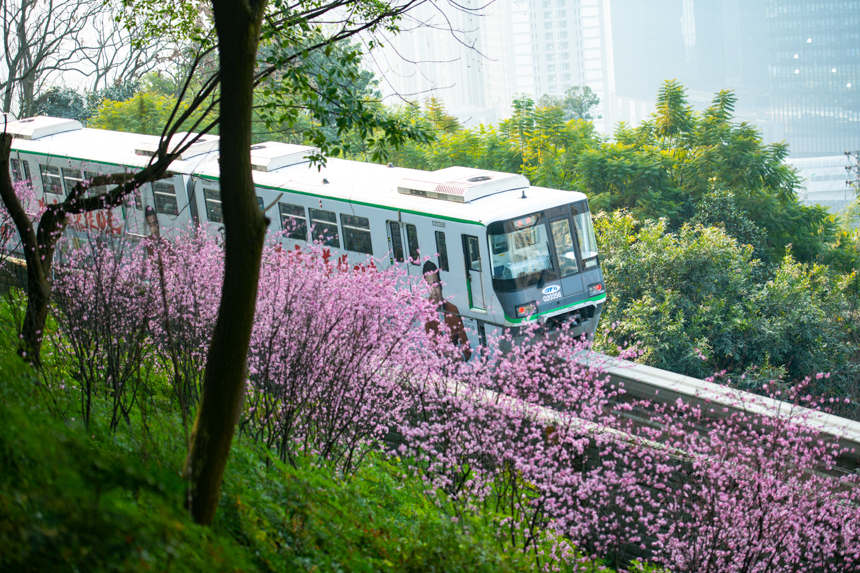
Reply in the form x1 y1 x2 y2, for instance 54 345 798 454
8 116 589 226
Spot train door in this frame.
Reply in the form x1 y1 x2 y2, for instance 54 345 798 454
386 215 424 278
385 219 406 268
461 233 486 311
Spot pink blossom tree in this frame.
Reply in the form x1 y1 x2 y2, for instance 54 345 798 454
47 227 860 570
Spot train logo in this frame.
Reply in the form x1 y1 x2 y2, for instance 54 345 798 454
542 284 562 302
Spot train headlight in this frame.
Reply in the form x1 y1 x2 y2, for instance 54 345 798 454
516 302 537 318
588 282 604 297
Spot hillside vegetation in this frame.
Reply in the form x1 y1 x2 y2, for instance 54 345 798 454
0 322 547 573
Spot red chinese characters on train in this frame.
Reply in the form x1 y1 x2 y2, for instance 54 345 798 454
38 198 123 235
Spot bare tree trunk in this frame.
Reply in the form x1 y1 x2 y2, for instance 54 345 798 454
19 73 35 118
183 0 268 526
0 132 62 364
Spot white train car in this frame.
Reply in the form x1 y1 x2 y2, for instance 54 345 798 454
6 116 606 345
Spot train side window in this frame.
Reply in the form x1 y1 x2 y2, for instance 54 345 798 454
39 165 64 196
309 208 339 247
84 171 108 198
61 168 85 196
434 230 449 272
550 218 579 276
278 202 307 240
256 196 264 211
11 159 30 183
463 235 482 272
405 223 419 264
386 221 404 262
203 188 222 222
155 181 180 216
341 214 372 255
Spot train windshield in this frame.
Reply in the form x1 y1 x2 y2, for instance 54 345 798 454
488 202 599 291
488 212 553 289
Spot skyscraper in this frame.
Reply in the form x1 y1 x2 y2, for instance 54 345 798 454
607 0 859 156
764 0 860 155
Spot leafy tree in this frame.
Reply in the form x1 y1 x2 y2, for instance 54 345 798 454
499 95 536 153
257 38 430 162
31 87 88 121
690 188 768 266
579 81 836 265
521 118 599 190
425 126 521 173
538 85 600 120
423 97 461 133
594 211 859 415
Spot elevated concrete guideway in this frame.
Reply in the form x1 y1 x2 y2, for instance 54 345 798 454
578 351 860 475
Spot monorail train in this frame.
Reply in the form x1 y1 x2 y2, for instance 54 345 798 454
6 115 606 346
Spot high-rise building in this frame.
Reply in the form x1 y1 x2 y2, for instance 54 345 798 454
373 0 614 129
764 0 860 155
371 1 486 119
528 0 611 129
788 154 856 212
607 0 859 156
530 0 583 98
481 0 534 119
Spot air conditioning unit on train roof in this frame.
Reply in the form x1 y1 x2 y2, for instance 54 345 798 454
397 166 529 203
250 142 318 172
135 132 220 161
7 116 82 140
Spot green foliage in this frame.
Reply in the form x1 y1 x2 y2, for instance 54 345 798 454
538 85 601 121
0 353 252 572
88 91 214 136
32 87 89 122
423 97 462 133
594 212 860 415
574 82 838 265
219 447 537 572
256 36 430 163
594 212 758 378
116 0 211 48
653 79 694 143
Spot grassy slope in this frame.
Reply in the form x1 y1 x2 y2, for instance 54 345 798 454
0 347 538 572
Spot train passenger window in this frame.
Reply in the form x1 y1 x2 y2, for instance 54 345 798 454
39 165 64 195
155 182 180 216
278 203 307 240
84 171 108 198
203 188 222 222
341 214 372 255
62 168 85 196
309 208 339 247
405 223 419 264
387 221 404 262
550 218 579 276
463 235 482 272
434 231 449 272
11 159 30 183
